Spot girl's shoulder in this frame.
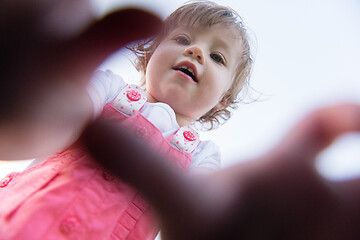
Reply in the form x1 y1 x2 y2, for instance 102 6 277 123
190 140 221 170
87 70 128 115
92 69 126 91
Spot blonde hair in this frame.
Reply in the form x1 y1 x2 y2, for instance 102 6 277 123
128 1 253 130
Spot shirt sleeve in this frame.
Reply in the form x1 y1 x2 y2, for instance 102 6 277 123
189 140 221 172
86 69 127 118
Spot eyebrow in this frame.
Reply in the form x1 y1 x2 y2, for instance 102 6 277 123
214 37 231 54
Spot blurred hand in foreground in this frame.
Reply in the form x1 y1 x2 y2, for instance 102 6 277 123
2 1 360 240
83 103 360 240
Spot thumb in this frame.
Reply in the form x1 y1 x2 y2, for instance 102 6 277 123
53 8 163 84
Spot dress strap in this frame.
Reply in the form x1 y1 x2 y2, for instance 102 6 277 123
112 84 147 116
170 126 200 154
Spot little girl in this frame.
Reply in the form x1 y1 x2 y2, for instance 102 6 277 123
0 1 252 239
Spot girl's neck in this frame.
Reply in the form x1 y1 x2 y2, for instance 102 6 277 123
146 93 157 103
175 114 193 128
146 93 193 127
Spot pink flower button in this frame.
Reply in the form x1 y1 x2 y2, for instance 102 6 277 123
171 126 199 154
135 126 149 140
127 90 141 101
60 216 80 235
0 176 12 188
112 84 147 116
183 131 196 141
102 170 115 181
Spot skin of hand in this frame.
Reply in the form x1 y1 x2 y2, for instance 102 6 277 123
83 103 360 240
0 0 162 159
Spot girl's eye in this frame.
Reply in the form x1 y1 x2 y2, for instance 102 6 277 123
174 35 190 45
210 53 226 65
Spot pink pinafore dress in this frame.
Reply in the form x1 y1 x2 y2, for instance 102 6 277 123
0 84 200 240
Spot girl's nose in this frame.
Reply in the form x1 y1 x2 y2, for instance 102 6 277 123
184 45 204 64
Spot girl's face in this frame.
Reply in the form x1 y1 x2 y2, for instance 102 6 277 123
146 24 242 126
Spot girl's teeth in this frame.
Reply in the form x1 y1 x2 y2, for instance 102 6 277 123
180 66 194 74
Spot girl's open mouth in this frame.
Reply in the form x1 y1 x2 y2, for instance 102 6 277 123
173 61 198 83
173 67 198 83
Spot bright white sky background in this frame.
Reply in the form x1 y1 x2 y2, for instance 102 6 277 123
1 0 360 182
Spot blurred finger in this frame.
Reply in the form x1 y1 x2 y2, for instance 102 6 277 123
82 119 196 215
58 8 163 85
332 177 360 211
271 103 360 164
